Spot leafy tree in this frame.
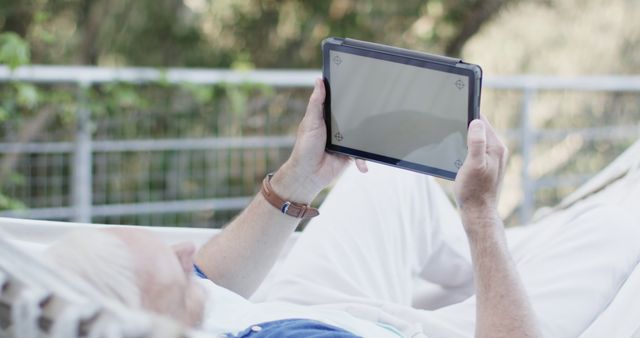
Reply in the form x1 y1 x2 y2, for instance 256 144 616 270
0 0 528 224
0 0 524 67
0 32 30 69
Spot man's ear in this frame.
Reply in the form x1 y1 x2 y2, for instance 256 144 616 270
171 242 197 276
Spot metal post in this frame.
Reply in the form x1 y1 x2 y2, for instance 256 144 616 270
519 88 536 224
72 83 92 223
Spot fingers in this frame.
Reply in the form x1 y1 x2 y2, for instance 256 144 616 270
479 114 499 143
355 159 369 173
479 114 507 158
466 119 487 169
304 78 326 123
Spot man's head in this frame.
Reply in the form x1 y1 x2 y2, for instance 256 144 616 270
43 227 205 327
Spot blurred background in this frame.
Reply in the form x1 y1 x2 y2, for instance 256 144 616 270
0 0 639 228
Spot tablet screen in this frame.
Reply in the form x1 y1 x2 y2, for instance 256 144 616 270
327 49 471 175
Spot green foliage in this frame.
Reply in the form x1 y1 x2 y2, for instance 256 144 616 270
0 0 518 67
0 192 26 210
0 106 9 122
0 32 30 69
8 0 612 227
15 83 39 108
0 77 288 214
0 170 26 211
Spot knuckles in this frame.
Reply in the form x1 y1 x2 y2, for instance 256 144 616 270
468 137 486 147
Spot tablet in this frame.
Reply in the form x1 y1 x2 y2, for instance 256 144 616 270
322 37 482 180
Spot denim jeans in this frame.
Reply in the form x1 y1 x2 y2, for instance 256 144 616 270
223 319 361 338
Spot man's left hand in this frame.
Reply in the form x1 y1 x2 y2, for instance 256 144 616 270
278 79 367 202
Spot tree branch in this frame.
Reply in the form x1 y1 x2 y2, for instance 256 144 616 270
445 0 518 57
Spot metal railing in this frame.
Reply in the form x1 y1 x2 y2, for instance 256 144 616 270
1 65 640 225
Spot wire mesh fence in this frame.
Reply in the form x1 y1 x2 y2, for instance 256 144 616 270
0 66 639 228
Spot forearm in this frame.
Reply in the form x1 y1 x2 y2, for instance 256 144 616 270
195 163 321 298
463 211 541 338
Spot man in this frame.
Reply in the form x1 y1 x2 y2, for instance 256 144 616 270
45 79 638 337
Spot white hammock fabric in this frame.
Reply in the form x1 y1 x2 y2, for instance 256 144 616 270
1 140 640 338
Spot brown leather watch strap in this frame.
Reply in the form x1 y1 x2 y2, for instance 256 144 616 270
260 173 320 219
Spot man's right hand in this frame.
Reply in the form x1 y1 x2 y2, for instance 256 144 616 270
453 116 541 338
453 116 508 235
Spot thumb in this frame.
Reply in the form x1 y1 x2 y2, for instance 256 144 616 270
466 119 487 168
304 78 325 123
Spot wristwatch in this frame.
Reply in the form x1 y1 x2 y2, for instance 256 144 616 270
260 173 320 219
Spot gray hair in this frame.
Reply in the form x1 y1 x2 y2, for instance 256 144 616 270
43 229 142 308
